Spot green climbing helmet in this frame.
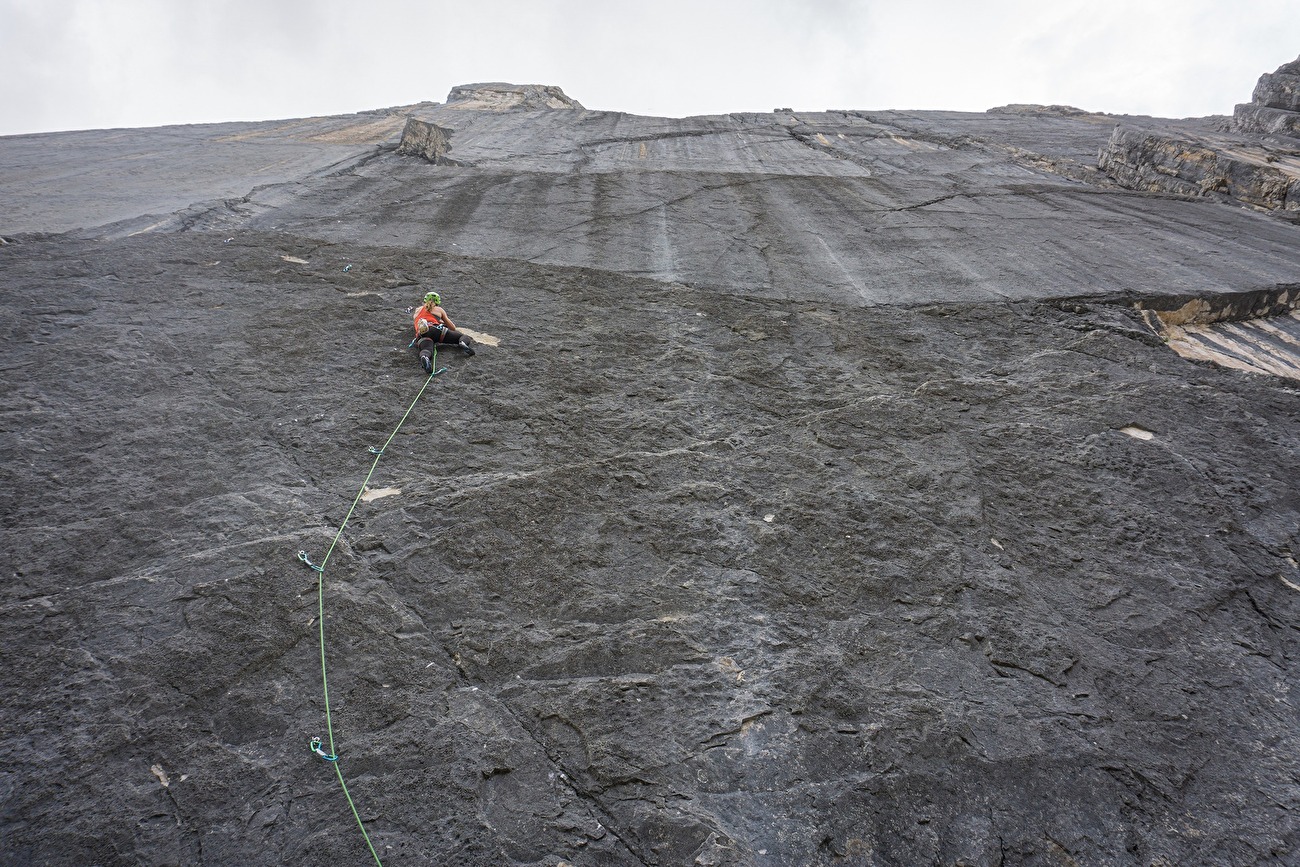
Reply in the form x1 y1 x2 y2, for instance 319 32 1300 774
424 291 441 306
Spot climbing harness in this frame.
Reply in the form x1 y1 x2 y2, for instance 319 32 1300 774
297 344 445 867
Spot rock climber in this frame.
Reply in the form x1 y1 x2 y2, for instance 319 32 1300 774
413 290 475 372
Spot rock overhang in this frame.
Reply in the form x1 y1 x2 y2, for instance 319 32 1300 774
1133 285 1300 381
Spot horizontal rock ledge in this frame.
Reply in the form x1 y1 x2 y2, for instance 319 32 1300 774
1098 124 1300 212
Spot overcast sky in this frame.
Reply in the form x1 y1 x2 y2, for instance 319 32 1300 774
4 0 1299 136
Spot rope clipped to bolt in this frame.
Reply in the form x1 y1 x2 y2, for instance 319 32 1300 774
298 344 444 867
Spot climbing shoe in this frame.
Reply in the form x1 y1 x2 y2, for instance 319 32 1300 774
420 354 433 374
460 339 476 357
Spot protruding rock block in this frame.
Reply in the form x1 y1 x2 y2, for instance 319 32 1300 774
1253 57 1300 110
1098 126 1203 197
445 82 583 111
396 118 456 164
1234 55 1300 136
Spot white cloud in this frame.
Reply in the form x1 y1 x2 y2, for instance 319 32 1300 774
2 0 1298 134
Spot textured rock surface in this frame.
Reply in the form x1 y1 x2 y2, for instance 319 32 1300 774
1255 57 1300 110
396 118 457 165
1098 125 1300 211
1101 55 1300 213
985 104 1090 117
1235 103 1300 138
0 104 433 235
153 105 1299 304
1235 55 1300 136
2 77 1300 867
445 83 584 112
1134 287 1300 381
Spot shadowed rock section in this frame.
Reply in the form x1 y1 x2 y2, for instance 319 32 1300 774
1 72 1299 867
1136 286 1300 380
396 118 457 164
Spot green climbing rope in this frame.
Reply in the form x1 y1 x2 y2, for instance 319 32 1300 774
306 344 444 867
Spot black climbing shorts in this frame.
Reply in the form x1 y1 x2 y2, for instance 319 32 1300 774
417 329 465 353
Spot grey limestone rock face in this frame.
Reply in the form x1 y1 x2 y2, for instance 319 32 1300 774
985 103 1090 117
395 117 457 164
445 82 584 111
0 103 430 234
1098 124 1300 211
1254 71 1300 112
1253 55 1300 110
1235 55 1300 136
1 75 1299 867
1100 56 1300 212
1234 102 1300 137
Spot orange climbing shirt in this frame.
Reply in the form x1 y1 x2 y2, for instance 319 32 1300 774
414 307 445 335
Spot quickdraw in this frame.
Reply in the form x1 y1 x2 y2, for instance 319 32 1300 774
310 737 339 762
